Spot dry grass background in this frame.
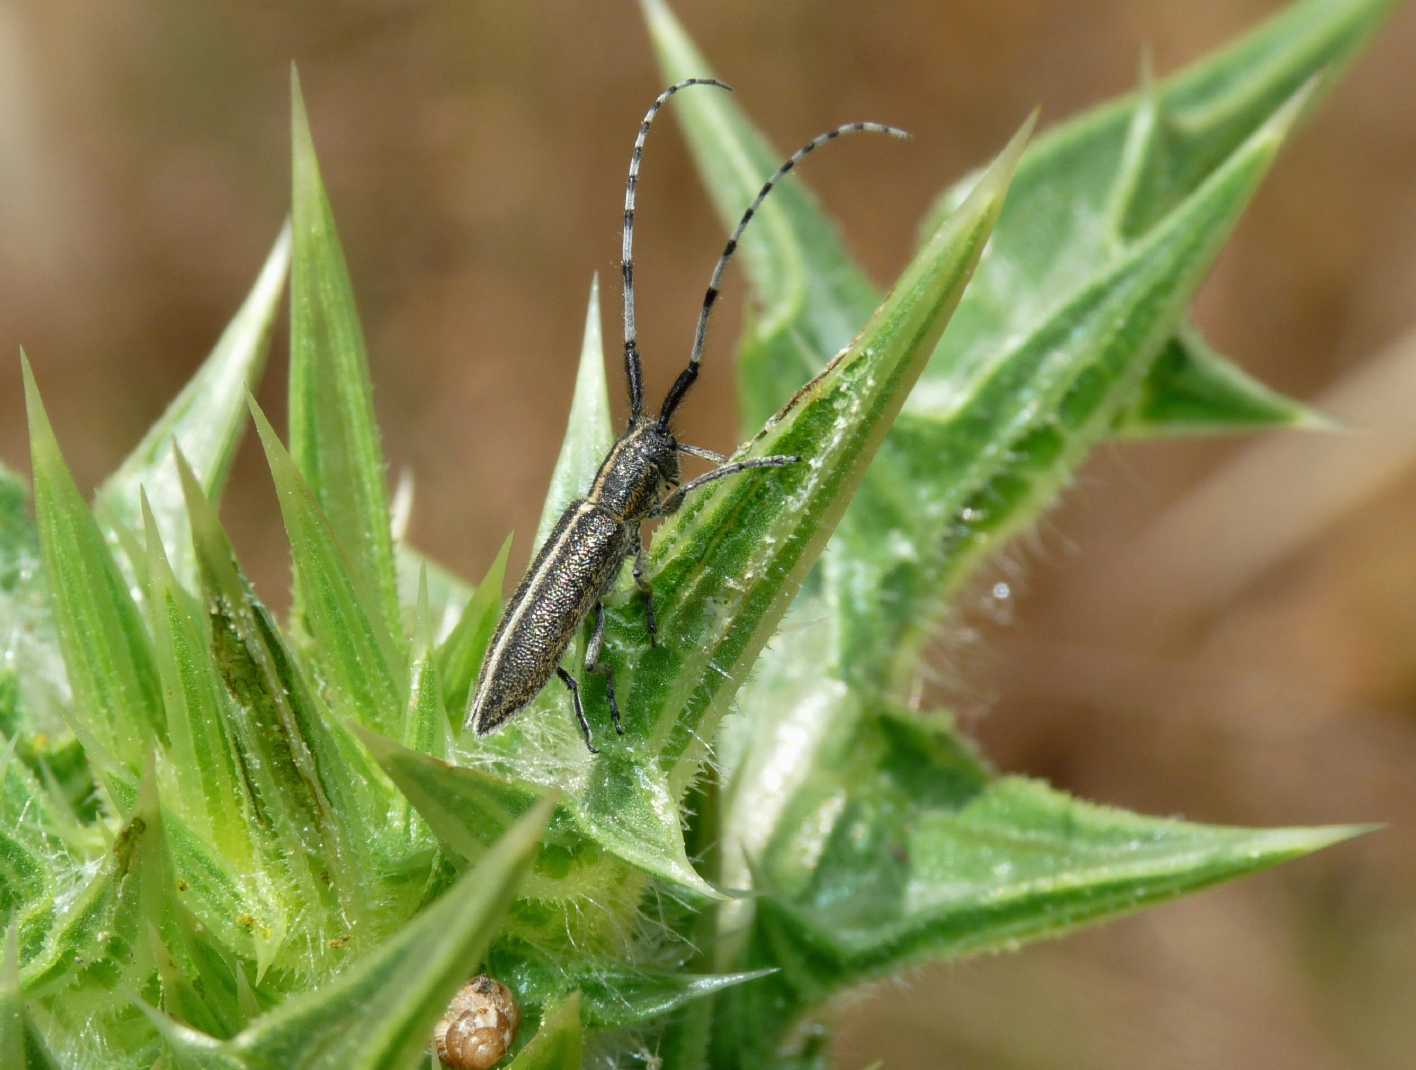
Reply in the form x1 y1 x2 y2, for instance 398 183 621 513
0 2 1414 1067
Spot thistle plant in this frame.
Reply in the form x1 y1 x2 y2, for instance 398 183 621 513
0 1 1395 1067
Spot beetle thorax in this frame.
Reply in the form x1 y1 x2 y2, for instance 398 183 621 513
588 422 679 521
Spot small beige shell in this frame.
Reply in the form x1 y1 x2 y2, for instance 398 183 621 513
432 975 521 1069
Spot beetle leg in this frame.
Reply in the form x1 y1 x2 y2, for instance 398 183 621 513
585 602 624 735
677 442 727 463
630 528 658 647
652 454 799 517
555 666 597 754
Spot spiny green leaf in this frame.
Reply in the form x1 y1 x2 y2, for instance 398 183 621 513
438 534 512 720
159 799 552 1070
177 449 392 958
505 993 581 1070
534 275 616 554
250 399 407 737
289 67 403 661
1103 8 1384 240
737 792 1361 1067
355 726 636 918
22 356 164 810
712 704 1365 1067
834 86 1311 693
651 775 723 1070
97 225 291 587
140 496 253 863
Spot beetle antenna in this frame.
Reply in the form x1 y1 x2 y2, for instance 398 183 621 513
658 121 910 426
622 78 732 425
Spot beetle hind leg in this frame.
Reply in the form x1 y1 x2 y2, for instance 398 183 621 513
585 602 624 736
555 666 598 754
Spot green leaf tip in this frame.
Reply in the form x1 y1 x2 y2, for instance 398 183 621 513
1257 71 1323 152
1236 821 1379 857
535 274 615 553
289 63 311 155
953 108 1037 222
19 351 46 448
288 59 403 667
21 351 167 807
289 63 321 220
1118 326 1336 436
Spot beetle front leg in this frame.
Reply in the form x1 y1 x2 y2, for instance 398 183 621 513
584 602 623 736
555 666 597 754
652 454 799 517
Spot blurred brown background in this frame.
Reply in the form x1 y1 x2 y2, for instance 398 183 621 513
1 2 1414 1067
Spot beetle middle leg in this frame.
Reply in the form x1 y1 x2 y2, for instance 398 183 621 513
584 602 624 736
652 454 799 518
555 666 597 754
629 528 657 646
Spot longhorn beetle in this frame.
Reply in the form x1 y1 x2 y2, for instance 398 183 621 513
467 79 908 751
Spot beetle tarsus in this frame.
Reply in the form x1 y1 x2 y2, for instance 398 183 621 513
607 679 624 735
556 666 597 754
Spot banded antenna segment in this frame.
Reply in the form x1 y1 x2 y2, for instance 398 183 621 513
621 78 732 423
658 120 911 425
